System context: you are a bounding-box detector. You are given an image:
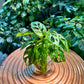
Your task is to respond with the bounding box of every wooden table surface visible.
[0,48,84,84]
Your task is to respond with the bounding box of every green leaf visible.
[31,21,47,37]
[66,7,71,13]
[60,35,69,53]
[73,31,82,39]
[23,45,34,65]
[16,32,34,37]
[65,35,72,47]
[3,0,11,6]
[21,11,27,17]
[72,41,78,47]
[10,20,17,25]
[0,9,4,14]
[29,16,34,22]
[65,40,69,53]
[78,39,84,51]
[80,0,84,6]
[23,0,29,5]
[50,19,53,26]
[43,18,49,24]
[57,23,64,27]
[21,41,34,50]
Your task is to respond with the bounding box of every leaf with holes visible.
[31,21,47,37]
[21,41,34,50]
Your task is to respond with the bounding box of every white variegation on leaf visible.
[31,21,47,37]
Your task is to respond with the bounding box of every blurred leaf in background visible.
[0,0,84,59]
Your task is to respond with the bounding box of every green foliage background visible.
[0,0,84,59]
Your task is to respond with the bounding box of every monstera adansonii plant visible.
[16,21,69,73]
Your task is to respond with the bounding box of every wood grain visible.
[0,48,84,84]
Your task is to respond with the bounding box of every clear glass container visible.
[33,56,53,74]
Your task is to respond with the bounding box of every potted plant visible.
[16,21,69,74]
